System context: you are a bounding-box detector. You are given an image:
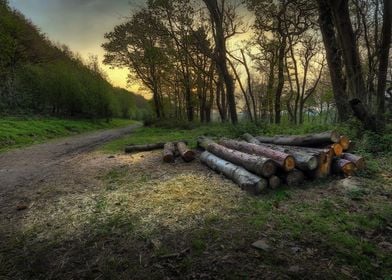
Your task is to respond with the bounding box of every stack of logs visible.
[198,131,365,195]
[125,141,195,163]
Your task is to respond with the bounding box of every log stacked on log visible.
[198,137,276,178]
[199,131,365,196]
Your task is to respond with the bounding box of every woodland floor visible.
[0,126,391,279]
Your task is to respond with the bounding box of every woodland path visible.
[0,124,141,213]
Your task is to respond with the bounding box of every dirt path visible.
[0,124,140,212]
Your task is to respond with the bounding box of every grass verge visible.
[0,117,139,153]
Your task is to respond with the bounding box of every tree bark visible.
[219,139,295,172]
[200,151,268,195]
[266,58,276,123]
[125,143,165,153]
[198,137,276,178]
[278,169,305,187]
[330,0,367,103]
[376,0,392,125]
[275,35,287,124]
[350,99,380,131]
[163,142,176,163]
[325,143,343,157]
[203,0,238,124]
[332,158,356,176]
[177,142,195,162]
[339,135,350,151]
[255,131,341,146]
[125,141,188,154]
[242,133,318,171]
[342,153,365,170]
[268,175,281,189]
[316,0,351,121]
[307,148,333,179]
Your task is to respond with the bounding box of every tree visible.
[376,0,392,122]
[103,9,168,119]
[202,0,238,124]
[316,0,351,121]
[317,0,390,131]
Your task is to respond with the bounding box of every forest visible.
[103,0,391,131]
[0,0,151,120]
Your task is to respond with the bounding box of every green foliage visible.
[0,117,138,152]
[0,2,151,119]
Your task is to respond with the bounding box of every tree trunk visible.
[268,175,281,189]
[218,139,295,172]
[316,0,351,121]
[332,158,356,176]
[307,148,333,179]
[242,133,319,171]
[325,143,343,157]
[125,141,188,154]
[125,143,165,153]
[278,169,305,187]
[376,0,392,125]
[203,0,238,124]
[185,84,194,122]
[255,131,341,146]
[198,138,276,178]
[275,35,287,124]
[350,99,380,131]
[163,142,176,163]
[177,142,195,162]
[266,59,275,123]
[342,153,365,170]
[330,0,367,103]
[339,135,350,151]
[200,151,268,195]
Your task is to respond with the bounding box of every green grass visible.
[1,121,391,279]
[102,121,343,153]
[0,117,138,152]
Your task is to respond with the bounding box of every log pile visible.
[199,131,365,196]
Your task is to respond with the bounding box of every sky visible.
[9,0,145,92]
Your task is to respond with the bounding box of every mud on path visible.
[0,124,140,214]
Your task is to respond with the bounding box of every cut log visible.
[197,136,215,150]
[242,133,262,145]
[125,143,165,153]
[125,140,188,154]
[339,136,350,151]
[332,158,357,176]
[328,143,343,157]
[306,148,333,179]
[342,153,365,170]
[243,134,318,171]
[219,139,295,172]
[268,176,281,189]
[177,142,195,162]
[163,142,176,163]
[256,143,329,178]
[200,151,268,195]
[278,169,305,187]
[255,130,341,146]
[198,137,276,178]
